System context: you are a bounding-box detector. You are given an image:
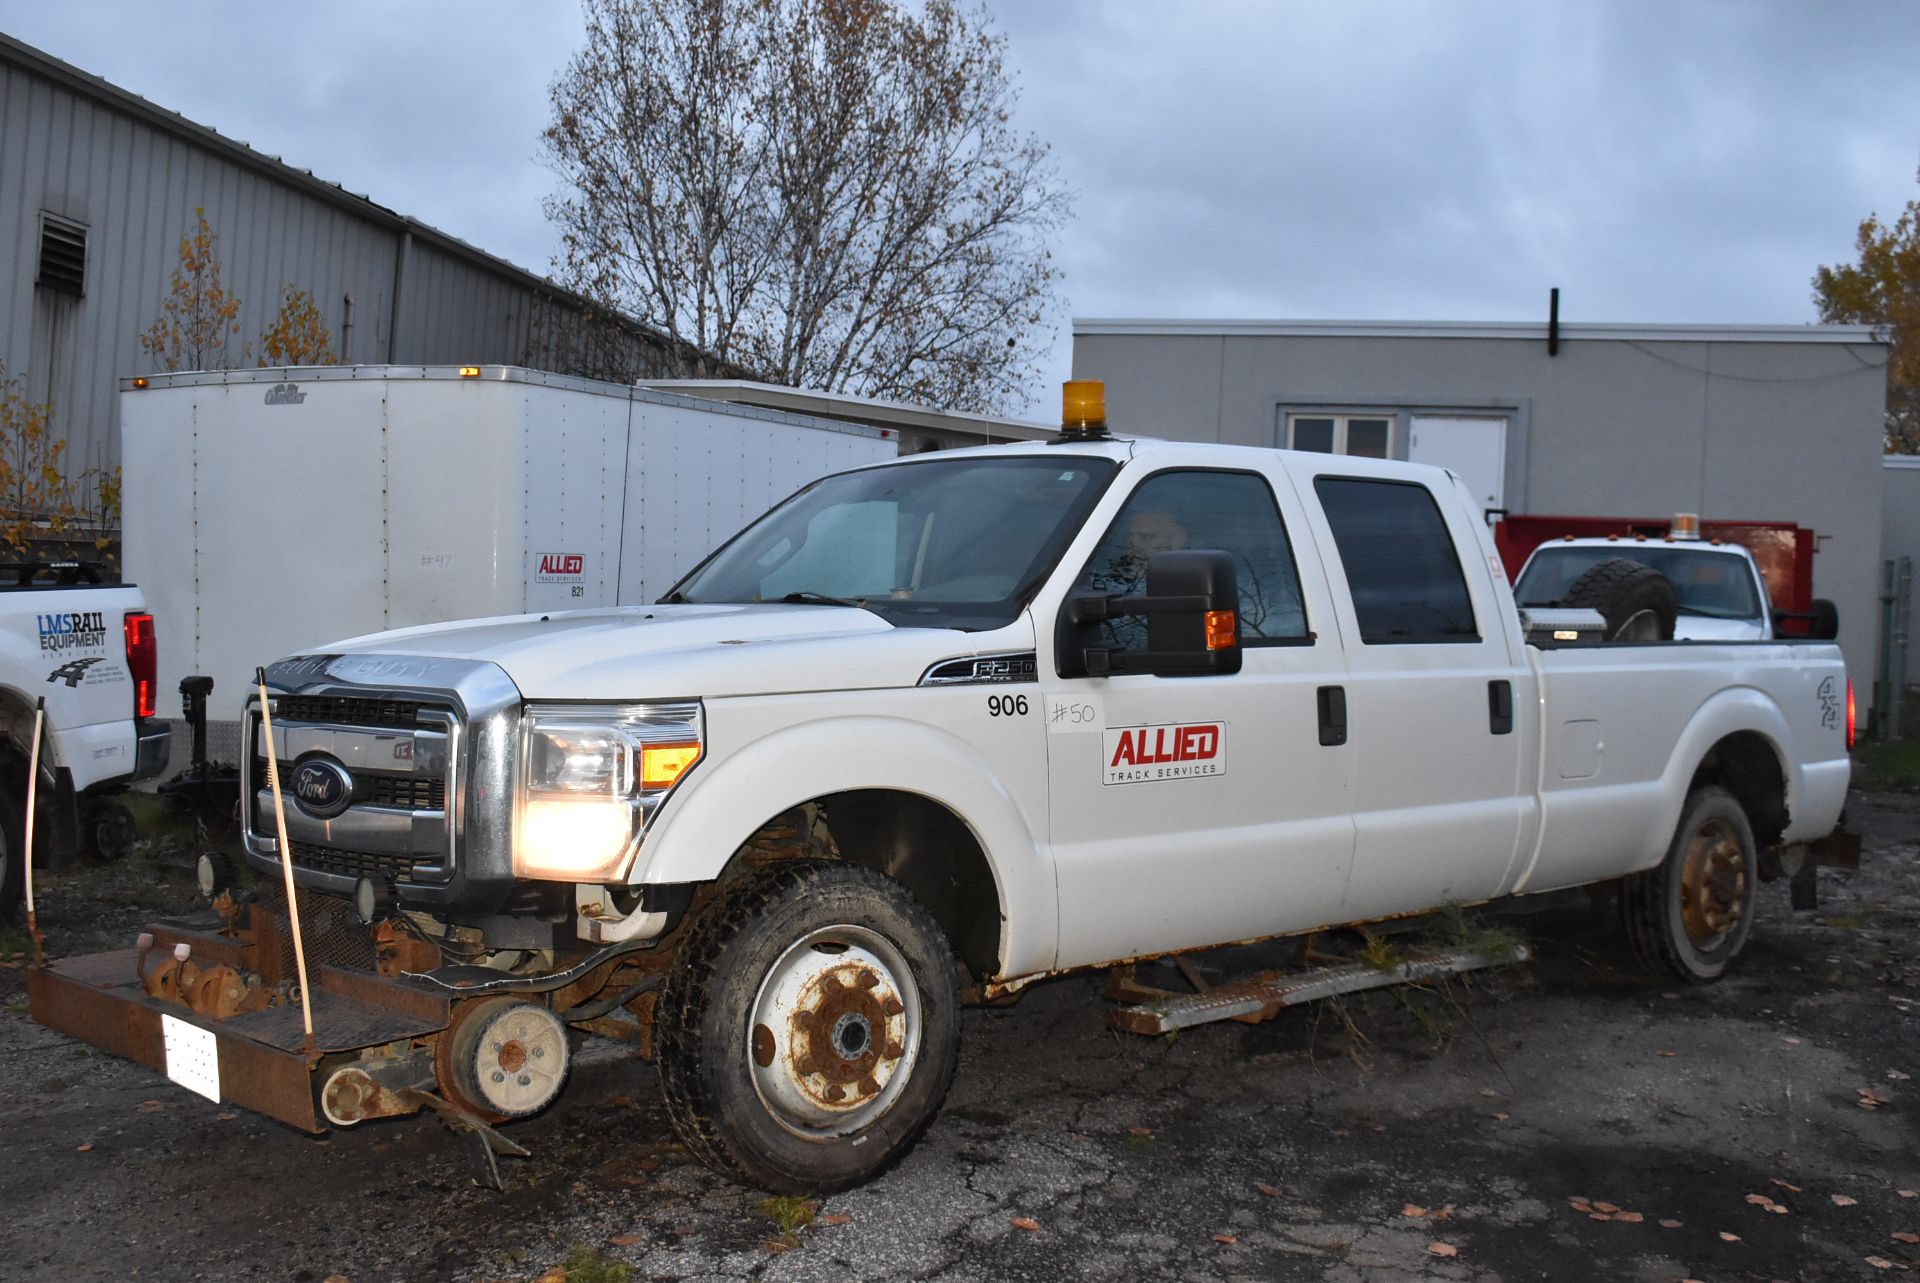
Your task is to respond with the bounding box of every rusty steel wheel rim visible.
[1678,818,1747,951]
[748,925,922,1139]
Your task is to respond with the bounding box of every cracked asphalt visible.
[2,789,1917,1283]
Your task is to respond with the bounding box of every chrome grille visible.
[244,656,522,906]
[246,696,458,887]
[285,840,428,884]
[268,760,446,810]
[273,694,430,729]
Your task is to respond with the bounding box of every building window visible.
[1287,413,1392,459]
[36,213,88,297]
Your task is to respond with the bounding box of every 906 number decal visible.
[986,694,1029,717]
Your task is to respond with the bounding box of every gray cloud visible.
[5,0,1915,409]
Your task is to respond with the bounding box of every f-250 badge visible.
[1102,721,1226,786]
[1816,676,1839,731]
[46,656,105,687]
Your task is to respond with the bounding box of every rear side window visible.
[1313,477,1479,643]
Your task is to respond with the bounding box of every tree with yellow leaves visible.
[1813,186,1919,454]
[0,363,121,563]
[140,207,244,372]
[258,286,339,367]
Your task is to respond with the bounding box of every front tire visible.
[655,861,961,1192]
[1622,786,1757,982]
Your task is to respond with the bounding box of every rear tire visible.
[655,860,961,1193]
[78,797,136,864]
[1622,786,1757,983]
[1564,557,1677,641]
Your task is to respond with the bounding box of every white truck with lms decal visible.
[30,382,1851,1194]
[1,561,169,917]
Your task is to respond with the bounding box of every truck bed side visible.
[1513,641,1849,895]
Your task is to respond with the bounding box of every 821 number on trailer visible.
[986,695,1029,717]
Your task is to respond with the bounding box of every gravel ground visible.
[1,790,1916,1283]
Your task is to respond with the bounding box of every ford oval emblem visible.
[290,755,354,819]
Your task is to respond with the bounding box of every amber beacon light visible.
[1060,380,1110,441]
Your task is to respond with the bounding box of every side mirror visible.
[1803,598,1839,640]
[1775,598,1839,641]
[1057,549,1242,678]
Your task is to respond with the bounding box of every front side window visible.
[1314,477,1479,643]
[1075,470,1310,651]
[667,455,1117,631]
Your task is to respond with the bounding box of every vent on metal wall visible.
[36,214,87,297]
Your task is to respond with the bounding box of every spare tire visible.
[1563,557,1676,641]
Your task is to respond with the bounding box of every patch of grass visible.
[758,1195,817,1235]
[1853,739,1920,793]
[551,1244,634,1283]
[0,926,28,958]
[1356,930,1401,973]
[1818,914,1870,931]
[1432,903,1528,960]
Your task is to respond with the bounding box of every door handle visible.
[1488,679,1514,735]
[1317,685,1347,747]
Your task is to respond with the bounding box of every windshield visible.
[1516,546,1764,620]
[665,454,1119,630]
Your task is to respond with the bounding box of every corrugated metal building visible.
[1,33,684,478]
[1073,318,1890,695]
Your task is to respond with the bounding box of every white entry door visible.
[1408,416,1507,516]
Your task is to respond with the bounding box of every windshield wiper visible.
[777,591,873,611]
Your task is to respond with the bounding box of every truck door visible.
[1041,466,1355,970]
[1291,469,1528,918]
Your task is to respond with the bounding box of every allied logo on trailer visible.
[263,383,306,405]
[37,610,107,654]
[1102,721,1226,786]
[290,756,354,819]
[535,553,585,582]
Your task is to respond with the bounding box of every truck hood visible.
[317,603,1007,699]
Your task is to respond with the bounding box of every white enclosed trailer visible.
[120,366,895,732]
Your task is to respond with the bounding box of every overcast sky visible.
[4,1,1916,413]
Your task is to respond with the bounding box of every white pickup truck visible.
[30,386,1850,1194]
[1,562,169,917]
[1513,532,1794,641]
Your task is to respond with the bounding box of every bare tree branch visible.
[541,0,1068,412]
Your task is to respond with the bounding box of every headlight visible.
[514,702,702,881]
